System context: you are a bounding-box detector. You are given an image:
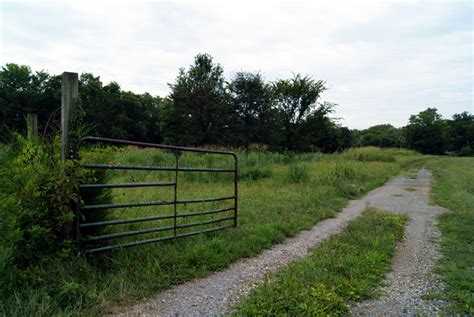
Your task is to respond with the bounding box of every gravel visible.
[113,169,448,316]
[350,169,449,316]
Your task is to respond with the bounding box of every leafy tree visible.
[0,63,60,138]
[79,75,165,142]
[447,112,474,155]
[405,107,448,154]
[272,74,326,150]
[165,53,232,146]
[353,124,403,148]
[140,93,167,143]
[301,102,351,152]
[228,72,275,147]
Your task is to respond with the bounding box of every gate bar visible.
[81,196,235,211]
[79,207,235,228]
[80,182,175,189]
[82,216,234,242]
[81,164,235,173]
[86,225,234,253]
[75,136,238,157]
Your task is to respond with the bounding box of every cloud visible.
[0,0,472,129]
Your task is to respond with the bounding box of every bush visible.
[0,135,90,265]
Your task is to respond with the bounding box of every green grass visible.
[0,147,424,315]
[234,208,407,316]
[427,157,474,314]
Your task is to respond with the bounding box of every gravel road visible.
[114,169,448,316]
[350,169,448,316]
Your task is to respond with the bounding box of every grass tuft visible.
[286,163,310,183]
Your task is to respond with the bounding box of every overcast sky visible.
[1,0,472,129]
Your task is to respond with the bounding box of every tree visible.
[448,112,474,155]
[354,124,403,148]
[228,72,275,147]
[301,102,351,152]
[272,74,326,150]
[0,63,60,138]
[165,53,232,146]
[405,107,448,154]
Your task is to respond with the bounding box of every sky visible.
[1,0,472,129]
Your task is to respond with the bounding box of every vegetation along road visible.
[116,168,448,315]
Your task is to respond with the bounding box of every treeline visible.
[0,54,350,152]
[1,54,472,155]
[353,108,474,155]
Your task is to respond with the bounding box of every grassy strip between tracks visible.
[235,207,407,316]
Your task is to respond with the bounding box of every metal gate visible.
[74,136,238,253]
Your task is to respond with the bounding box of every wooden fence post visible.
[61,72,79,160]
[26,113,38,139]
[61,72,79,241]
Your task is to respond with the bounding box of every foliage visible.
[79,73,166,142]
[428,157,474,314]
[0,135,85,266]
[405,107,449,154]
[352,124,403,148]
[1,60,472,156]
[228,72,276,147]
[163,53,233,146]
[447,112,474,156]
[272,74,326,150]
[0,63,60,139]
[235,208,407,316]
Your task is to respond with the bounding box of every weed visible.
[287,163,309,183]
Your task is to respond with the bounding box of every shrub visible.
[0,135,91,265]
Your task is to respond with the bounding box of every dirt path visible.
[115,169,447,316]
[350,169,448,316]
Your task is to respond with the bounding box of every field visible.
[0,146,427,315]
[427,158,474,313]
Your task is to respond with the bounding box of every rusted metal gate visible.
[74,136,238,253]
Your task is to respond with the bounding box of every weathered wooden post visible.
[61,72,79,160]
[61,72,79,241]
[26,113,38,139]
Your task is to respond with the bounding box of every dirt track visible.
[115,169,447,316]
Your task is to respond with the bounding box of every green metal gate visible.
[74,137,238,253]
